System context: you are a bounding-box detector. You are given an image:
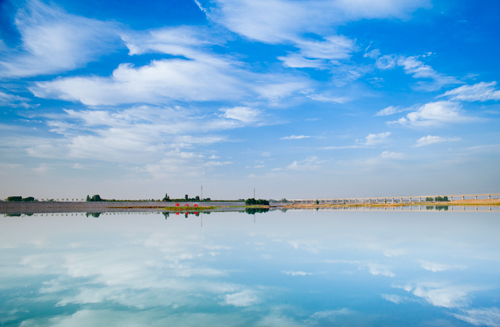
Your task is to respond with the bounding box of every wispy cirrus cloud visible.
[222,290,260,307]
[282,271,312,276]
[278,35,357,69]
[200,0,431,44]
[439,81,500,102]
[280,135,310,140]
[453,307,500,327]
[375,105,415,116]
[23,105,266,178]
[415,135,461,147]
[0,0,122,78]
[287,156,324,171]
[323,132,391,149]
[420,261,465,272]
[382,294,414,304]
[199,0,430,82]
[376,54,461,91]
[0,91,31,108]
[380,151,404,160]
[402,282,484,308]
[221,107,261,124]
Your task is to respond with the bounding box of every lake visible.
[1,209,500,326]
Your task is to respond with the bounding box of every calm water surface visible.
[1,210,500,326]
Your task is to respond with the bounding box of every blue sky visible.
[0,0,499,200]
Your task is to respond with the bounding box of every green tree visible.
[245,198,269,206]
[87,194,103,202]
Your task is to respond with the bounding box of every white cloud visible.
[366,263,395,277]
[32,163,51,173]
[204,161,233,167]
[397,56,461,91]
[324,132,391,149]
[221,107,260,123]
[376,55,397,69]
[30,20,312,107]
[415,135,461,147]
[287,156,323,171]
[282,271,312,276]
[31,59,246,106]
[380,151,404,160]
[278,35,357,69]
[420,261,465,272]
[364,132,391,145]
[389,101,472,126]
[254,81,309,101]
[223,290,260,307]
[381,294,412,304]
[24,105,265,177]
[309,308,353,320]
[306,92,351,103]
[278,54,325,69]
[0,0,121,78]
[404,282,481,308]
[122,25,215,57]
[375,105,414,116]
[453,307,500,327]
[280,135,310,140]
[383,249,407,257]
[364,48,380,59]
[376,54,461,90]
[300,35,356,58]
[440,81,500,102]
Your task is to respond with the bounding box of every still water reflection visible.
[1,210,500,326]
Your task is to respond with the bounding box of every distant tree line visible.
[162,194,211,202]
[245,198,269,205]
[6,196,36,202]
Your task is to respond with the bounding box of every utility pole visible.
[201,185,203,201]
[254,188,256,199]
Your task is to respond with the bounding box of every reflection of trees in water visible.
[425,206,449,211]
[245,208,269,215]
[86,212,101,218]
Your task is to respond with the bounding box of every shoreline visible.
[1,199,499,214]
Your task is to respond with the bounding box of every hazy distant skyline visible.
[1,0,499,200]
